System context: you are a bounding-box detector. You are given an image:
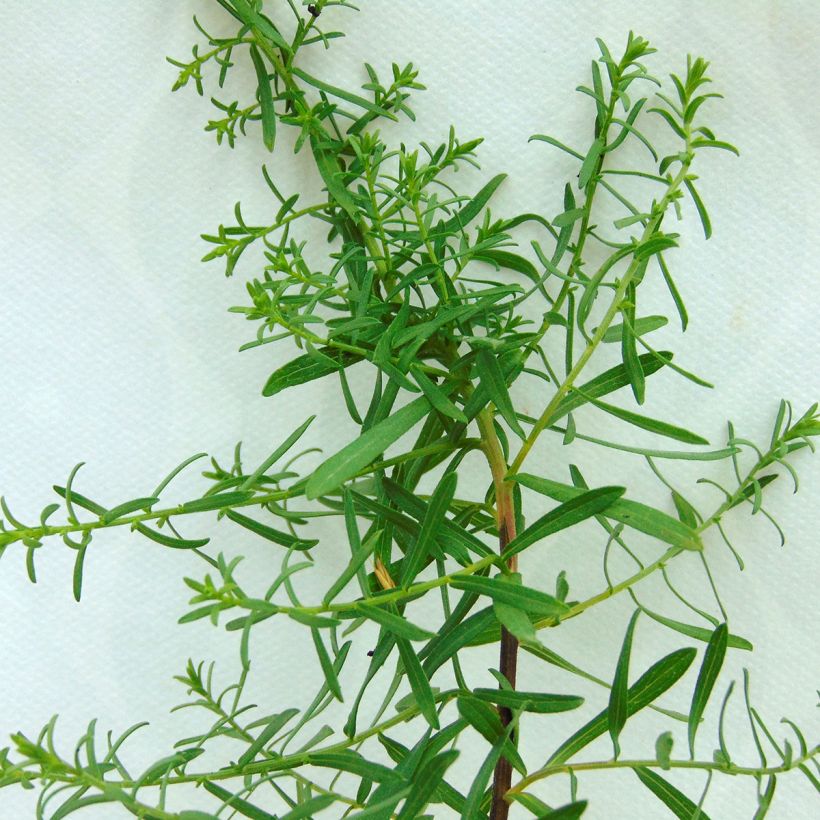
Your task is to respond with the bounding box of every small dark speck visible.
[367,649,374,656]
[307,3,320,17]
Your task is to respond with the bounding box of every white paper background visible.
[1,2,818,817]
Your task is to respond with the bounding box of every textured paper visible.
[1,2,818,816]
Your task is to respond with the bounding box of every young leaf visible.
[688,623,729,757]
[457,695,525,775]
[279,796,337,820]
[305,396,430,498]
[101,497,159,523]
[179,490,254,513]
[601,315,668,343]
[633,767,713,820]
[263,348,361,397]
[537,802,589,820]
[608,609,641,757]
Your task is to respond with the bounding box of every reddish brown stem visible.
[477,409,519,820]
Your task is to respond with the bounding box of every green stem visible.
[511,747,820,795]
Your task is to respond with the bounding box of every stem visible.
[511,748,820,795]
[477,408,519,820]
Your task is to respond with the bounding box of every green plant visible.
[1,2,818,818]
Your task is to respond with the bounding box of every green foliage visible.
[1,5,817,820]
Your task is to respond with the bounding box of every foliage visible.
[1,1,818,818]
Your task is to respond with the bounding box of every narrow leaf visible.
[641,606,751,651]
[248,44,276,151]
[549,647,696,764]
[306,396,429,499]
[608,609,641,757]
[515,475,703,551]
[202,782,277,820]
[688,623,729,757]
[225,509,318,550]
[451,574,569,619]
[135,523,209,550]
[473,688,583,714]
[476,349,526,439]
[356,604,434,641]
[237,709,300,768]
[397,638,439,728]
[506,486,626,558]
[549,351,671,422]
[634,767,713,820]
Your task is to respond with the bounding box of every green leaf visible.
[397,638,439,728]
[553,207,585,228]
[688,623,729,757]
[410,367,467,423]
[537,802,589,820]
[389,174,507,245]
[237,709,300,768]
[306,396,430,499]
[356,603,434,641]
[549,647,696,764]
[514,475,703,551]
[574,390,709,445]
[179,490,254,513]
[240,415,316,491]
[278,796,336,820]
[529,133,584,160]
[633,767,713,820]
[311,133,358,220]
[473,688,583,714]
[225,508,318,550]
[101,497,159,523]
[248,44,276,151]
[401,471,457,587]
[608,609,641,757]
[460,727,510,819]
[493,598,538,644]
[292,66,396,120]
[549,351,672,422]
[601,315,668,343]
[684,177,712,239]
[202,782,278,819]
[641,606,752,651]
[307,750,404,782]
[578,138,604,188]
[263,347,361,397]
[476,349,526,439]
[396,750,459,819]
[137,747,204,785]
[135,523,209,550]
[451,574,569,619]
[72,541,88,603]
[505,486,626,558]
[311,627,343,701]
[457,695,525,775]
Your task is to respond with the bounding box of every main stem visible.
[478,408,518,820]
